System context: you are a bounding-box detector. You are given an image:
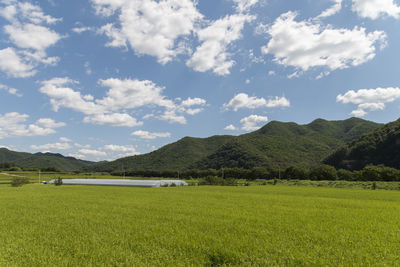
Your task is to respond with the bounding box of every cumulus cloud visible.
[83,113,143,127]
[40,77,206,126]
[240,115,268,131]
[0,83,22,97]
[92,0,203,64]
[0,47,36,78]
[0,0,62,77]
[30,142,71,151]
[337,87,400,117]
[352,0,400,19]
[262,11,387,74]
[187,14,255,75]
[224,93,290,111]
[4,23,61,51]
[0,112,65,139]
[131,130,171,140]
[224,124,237,131]
[39,78,101,114]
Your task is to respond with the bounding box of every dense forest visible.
[325,119,400,170]
[86,117,381,172]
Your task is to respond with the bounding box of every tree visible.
[310,165,338,181]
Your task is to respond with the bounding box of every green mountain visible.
[0,148,94,171]
[87,135,234,172]
[195,118,381,169]
[324,119,400,170]
[89,117,381,171]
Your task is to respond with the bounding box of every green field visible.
[0,184,399,266]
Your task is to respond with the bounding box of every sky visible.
[0,0,400,161]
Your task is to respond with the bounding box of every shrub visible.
[10,176,29,187]
[54,177,63,186]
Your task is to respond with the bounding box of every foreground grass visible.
[0,185,399,266]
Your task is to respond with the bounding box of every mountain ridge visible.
[88,117,381,171]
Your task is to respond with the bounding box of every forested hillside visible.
[0,148,94,171]
[324,119,400,170]
[88,117,381,171]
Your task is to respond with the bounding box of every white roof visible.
[48,179,188,187]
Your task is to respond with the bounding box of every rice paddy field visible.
[0,183,400,266]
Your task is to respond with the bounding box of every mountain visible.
[87,135,234,172]
[195,118,381,169]
[0,148,94,171]
[324,119,400,170]
[89,117,381,172]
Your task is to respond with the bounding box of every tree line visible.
[111,164,400,182]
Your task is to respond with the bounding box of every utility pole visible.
[38,169,41,184]
[278,166,281,180]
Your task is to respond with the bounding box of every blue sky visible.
[1,0,400,161]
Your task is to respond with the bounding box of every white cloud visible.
[224,124,237,131]
[352,0,400,19]
[59,137,72,142]
[233,0,259,13]
[0,47,35,78]
[96,78,175,111]
[0,112,64,139]
[187,14,255,75]
[92,0,203,64]
[316,0,343,19]
[240,115,268,131]
[36,118,66,129]
[158,110,187,124]
[181,97,206,107]
[104,144,139,155]
[4,23,61,51]
[185,108,203,115]
[224,93,290,111]
[39,78,102,114]
[30,142,71,151]
[0,1,60,24]
[262,11,387,74]
[0,83,22,97]
[0,1,62,77]
[337,87,400,117]
[78,149,107,157]
[40,77,205,126]
[266,96,291,108]
[72,26,93,34]
[83,113,143,127]
[131,130,171,140]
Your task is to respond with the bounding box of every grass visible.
[0,184,399,266]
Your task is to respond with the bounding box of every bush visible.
[10,176,29,187]
[310,165,338,181]
[199,176,238,186]
[54,177,63,186]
